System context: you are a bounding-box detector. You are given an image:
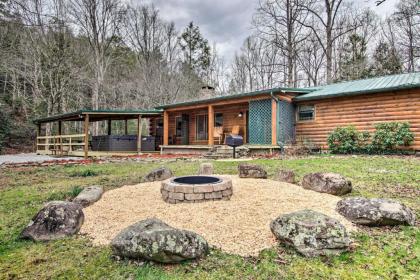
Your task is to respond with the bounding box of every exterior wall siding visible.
[295,89,420,150]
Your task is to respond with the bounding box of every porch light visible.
[238,112,243,118]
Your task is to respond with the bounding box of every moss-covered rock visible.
[337,197,416,226]
[238,163,267,178]
[111,218,209,263]
[270,209,351,257]
[301,173,352,195]
[142,167,173,182]
[20,201,84,241]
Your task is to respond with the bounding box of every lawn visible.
[0,156,419,279]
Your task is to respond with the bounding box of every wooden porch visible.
[160,96,279,148]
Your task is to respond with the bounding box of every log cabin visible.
[34,72,420,158]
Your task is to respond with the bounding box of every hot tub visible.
[91,135,155,151]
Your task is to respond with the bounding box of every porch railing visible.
[36,134,87,155]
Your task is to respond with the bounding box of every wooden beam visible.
[244,110,247,144]
[36,123,41,153]
[165,95,271,112]
[84,114,89,159]
[164,92,299,112]
[163,111,169,145]
[137,115,142,155]
[124,119,128,135]
[271,99,277,145]
[58,121,62,135]
[107,119,112,135]
[208,105,214,145]
[58,121,63,155]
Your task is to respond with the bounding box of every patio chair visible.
[214,126,223,144]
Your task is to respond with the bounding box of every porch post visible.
[271,99,277,145]
[58,121,62,155]
[208,105,214,145]
[137,115,142,155]
[124,119,128,135]
[36,123,41,153]
[163,110,169,145]
[107,119,112,135]
[84,114,89,159]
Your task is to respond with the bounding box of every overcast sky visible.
[140,0,399,63]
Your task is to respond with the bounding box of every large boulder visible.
[142,167,173,182]
[20,201,84,241]
[274,169,296,184]
[198,163,214,175]
[73,186,103,207]
[270,209,351,257]
[337,197,416,226]
[111,218,209,263]
[238,163,267,179]
[301,173,352,195]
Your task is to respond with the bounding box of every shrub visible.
[327,126,370,154]
[370,122,414,152]
[70,169,99,177]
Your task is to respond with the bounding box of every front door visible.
[181,114,189,145]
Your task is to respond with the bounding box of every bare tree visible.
[298,0,362,83]
[297,32,325,86]
[254,0,310,87]
[68,0,124,132]
[391,0,419,72]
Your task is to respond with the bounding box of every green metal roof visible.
[156,87,312,109]
[295,72,420,101]
[33,109,163,124]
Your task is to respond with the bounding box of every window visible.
[215,113,223,127]
[298,105,315,121]
[175,116,182,137]
[196,115,208,140]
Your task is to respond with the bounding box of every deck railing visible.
[36,134,87,155]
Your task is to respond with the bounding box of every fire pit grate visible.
[172,176,221,185]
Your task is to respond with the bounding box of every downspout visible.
[270,92,284,150]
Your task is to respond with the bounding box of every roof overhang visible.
[156,87,312,110]
[33,109,163,124]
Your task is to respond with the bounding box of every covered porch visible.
[34,109,163,158]
[159,96,284,155]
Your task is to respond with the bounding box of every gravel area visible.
[80,175,355,256]
[0,153,82,165]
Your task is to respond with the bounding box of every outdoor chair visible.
[214,126,223,144]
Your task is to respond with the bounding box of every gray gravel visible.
[0,153,83,165]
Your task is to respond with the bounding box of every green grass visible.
[0,156,419,279]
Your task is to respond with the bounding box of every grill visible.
[225,135,243,158]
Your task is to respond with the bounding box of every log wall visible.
[295,89,420,150]
[167,103,248,145]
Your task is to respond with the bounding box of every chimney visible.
[199,85,215,100]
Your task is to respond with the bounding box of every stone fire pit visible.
[161,175,233,204]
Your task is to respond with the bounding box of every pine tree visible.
[180,22,211,78]
[338,33,371,81]
[371,41,402,76]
